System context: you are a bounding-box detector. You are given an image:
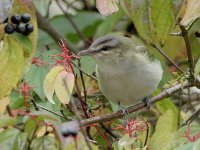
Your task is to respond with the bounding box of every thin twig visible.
[6,105,14,117]
[80,81,192,126]
[151,44,184,73]
[170,18,199,36]
[70,97,93,150]
[30,100,40,111]
[179,25,194,76]
[182,108,200,126]
[71,61,97,80]
[56,0,90,44]
[36,11,63,42]
[36,104,67,118]
[78,59,87,102]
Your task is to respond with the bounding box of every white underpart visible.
[96,53,163,106]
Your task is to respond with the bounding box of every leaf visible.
[194,139,200,150]
[0,0,38,99]
[0,128,20,150]
[121,0,151,43]
[54,71,75,104]
[95,9,124,37]
[44,65,64,104]
[0,116,17,128]
[194,58,200,78]
[173,125,200,148]
[30,136,60,150]
[96,0,119,16]
[150,0,175,45]
[156,96,179,127]
[0,96,10,114]
[50,11,103,43]
[24,48,60,100]
[0,36,24,99]
[180,0,200,26]
[14,34,33,54]
[121,0,176,45]
[73,56,96,75]
[14,132,29,150]
[24,118,37,140]
[150,110,177,150]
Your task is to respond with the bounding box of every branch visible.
[151,44,184,73]
[36,11,63,42]
[179,25,194,75]
[80,81,192,126]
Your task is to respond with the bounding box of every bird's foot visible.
[142,97,151,109]
[118,101,129,119]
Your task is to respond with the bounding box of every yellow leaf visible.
[0,0,38,99]
[180,0,200,26]
[44,66,64,104]
[55,71,75,104]
[0,36,24,99]
[0,97,10,115]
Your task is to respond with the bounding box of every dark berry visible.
[23,24,34,35]
[195,32,200,38]
[21,13,31,23]
[16,23,26,33]
[62,130,78,137]
[3,17,8,23]
[5,24,15,34]
[11,14,21,24]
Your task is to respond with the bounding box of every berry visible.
[5,24,15,34]
[3,17,8,23]
[11,14,21,24]
[16,23,26,33]
[23,24,34,35]
[21,13,31,23]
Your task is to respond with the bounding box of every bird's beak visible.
[77,48,92,56]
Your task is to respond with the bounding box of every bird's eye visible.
[101,46,109,51]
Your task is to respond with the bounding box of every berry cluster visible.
[4,13,34,36]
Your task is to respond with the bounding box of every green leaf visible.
[73,56,96,75]
[50,11,103,43]
[24,48,60,100]
[95,9,124,37]
[121,0,177,45]
[0,128,20,150]
[30,136,60,150]
[14,132,29,150]
[150,0,175,45]
[24,118,37,140]
[14,34,33,54]
[150,110,177,150]
[173,125,200,149]
[194,58,200,78]
[0,116,17,128]
[194,139,200,150]
[156,97,179,128]
[121,0,151,43]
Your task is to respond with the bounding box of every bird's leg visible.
[142,97,151,109]
[118,101,129,118]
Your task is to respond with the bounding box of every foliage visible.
[0,0,200,149]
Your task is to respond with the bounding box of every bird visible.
[78,35,163,107]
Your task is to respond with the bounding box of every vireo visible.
[78,35,163,107]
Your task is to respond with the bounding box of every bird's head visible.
[78,35,137,60]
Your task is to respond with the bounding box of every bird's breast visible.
[96,54,163,106]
